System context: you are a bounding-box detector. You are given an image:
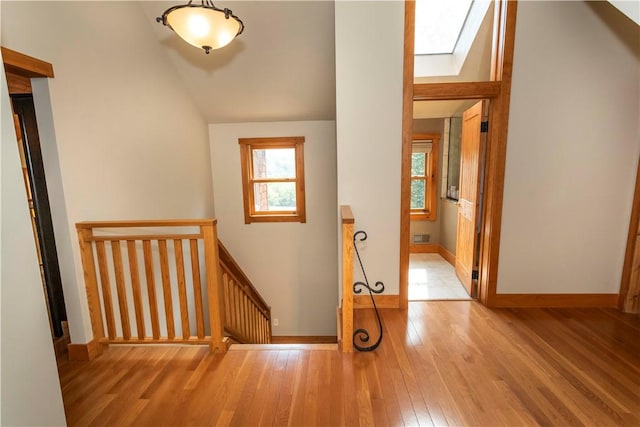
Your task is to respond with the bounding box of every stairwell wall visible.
[1,1,214,344]
[209,121,338,336]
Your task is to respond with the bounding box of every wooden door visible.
[455,101,485,296]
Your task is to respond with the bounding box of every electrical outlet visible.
[273,318,279,327]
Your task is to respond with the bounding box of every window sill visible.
[410,212,436,221]
[244,213,306,224]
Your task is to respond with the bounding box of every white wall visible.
[1,57,67,427]
[1,1,214,343]
[335,1,404,295]
[498,1,640,294]
[210,121,337,336]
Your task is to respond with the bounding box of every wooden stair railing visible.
[340,205,355,352]
[218,241,271,344]
[76,219,271,354]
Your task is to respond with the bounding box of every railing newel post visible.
[76,226,106,352]
[341,206,355,352]
[202,220,226,353]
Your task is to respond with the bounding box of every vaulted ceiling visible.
[138,1,337,124]
[137,1,637,123]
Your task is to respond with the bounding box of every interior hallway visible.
[409,253,471,300]
[57,302,640,426]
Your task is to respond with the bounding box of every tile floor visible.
[409,253,471,300]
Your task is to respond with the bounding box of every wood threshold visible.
[271,336,337,344]
[413,81,501,101]
[493,293,619,308]
[229,343,338,351]
[1,46,54,78]
[354,294,399,309]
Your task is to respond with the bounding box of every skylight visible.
[414,0,473,55]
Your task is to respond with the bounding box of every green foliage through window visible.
[411,179,425,209]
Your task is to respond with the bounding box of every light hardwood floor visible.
[58,302,640,426]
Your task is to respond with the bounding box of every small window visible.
[239,136,306,224]
[410,134,439,221]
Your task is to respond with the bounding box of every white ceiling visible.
[134,1,635,124]
[138,1,337,124]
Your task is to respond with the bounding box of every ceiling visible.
[101,1,635,125]
[138,1,337,124]
[135,0,515,124]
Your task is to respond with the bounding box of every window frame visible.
[238,136,306,224]
[410,133,439,221]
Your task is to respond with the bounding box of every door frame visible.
[2,48,68,335]
[399,0,518,309]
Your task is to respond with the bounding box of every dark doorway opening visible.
[11,94,67,338]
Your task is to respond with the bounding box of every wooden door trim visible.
[400,0,518,309]
[413,82,501,101]
[399,0,416,309]
[619,158,640,313]
[1,47,54,78]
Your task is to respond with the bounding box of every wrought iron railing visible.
[352,230,384,351]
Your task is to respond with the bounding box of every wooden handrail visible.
[76,219,216,228]
[76,219,273,354]
[218,241,270,314]
[341,205,355,352]
[217,241,272,344]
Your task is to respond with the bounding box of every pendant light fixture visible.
[157,0,244,54]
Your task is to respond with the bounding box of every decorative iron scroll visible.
[352,230,384,352]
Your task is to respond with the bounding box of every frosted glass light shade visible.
[158,2,244,54]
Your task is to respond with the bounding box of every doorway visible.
[4,50,69,349]
[10,94,68,339]
[407,100,488,301]
[399,0,517,308]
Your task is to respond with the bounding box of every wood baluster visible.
[233,284,240,340]
[174,239,190,340]
[251,305,258,342]
[158,240,175,340]
[95,241,116,340]
[111,240,131,340]
[127,240,146,339]
[243,294,249,342]
[143,240,160,340]
[189,239,205,339]
[223,274,231,327]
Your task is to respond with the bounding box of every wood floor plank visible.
[57,303,640,427]
[256,350,290,426]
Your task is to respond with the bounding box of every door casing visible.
[399,0,519,309]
